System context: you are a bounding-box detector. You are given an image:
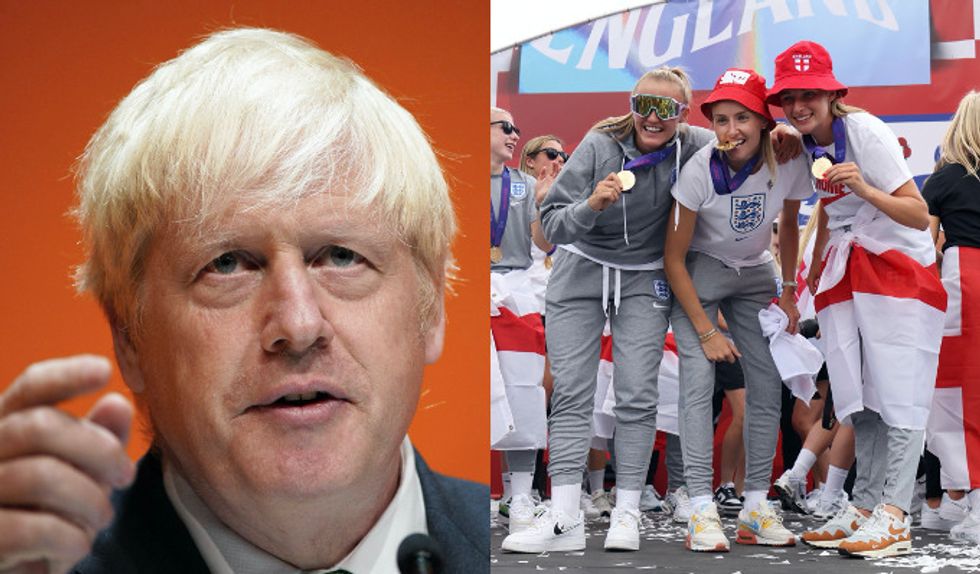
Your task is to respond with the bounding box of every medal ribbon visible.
[803,116,846,164]
[491,169,511,248]
[623,140,677,171]
[709,149,761,195]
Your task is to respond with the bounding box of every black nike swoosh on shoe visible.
[554,523,566,535]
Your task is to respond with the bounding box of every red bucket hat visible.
[701,68,775,130]
[765,40,848,105]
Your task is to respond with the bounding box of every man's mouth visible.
[271,391,337,407]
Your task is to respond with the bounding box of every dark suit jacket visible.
[73,450,488,573]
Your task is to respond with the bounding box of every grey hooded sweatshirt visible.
[541,124,713,267]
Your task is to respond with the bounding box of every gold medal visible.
[616,170,636,191]
[811,157,832,180]
[544,255,553,269]
[490,246,503,263]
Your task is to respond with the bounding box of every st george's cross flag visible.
[813,221,946,430]
[594,331,680,438]
[927,246,980,489]
[490,271,547,450]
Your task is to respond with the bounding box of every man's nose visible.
[260,259,331,356]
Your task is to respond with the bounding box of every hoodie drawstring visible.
[601,265,623,317]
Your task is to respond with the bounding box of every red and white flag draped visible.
[593,331,680,439]
[927,246,980,489]
[491,271,547,450]
[813,214,946,430]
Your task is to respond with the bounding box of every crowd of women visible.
[490,39,980,560]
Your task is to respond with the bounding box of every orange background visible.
[0,2,489,483]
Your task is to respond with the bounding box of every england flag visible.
[813,218,946,430]
[490,271,548,450]
[927,246,980,489]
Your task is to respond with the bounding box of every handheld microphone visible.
[397,532,443,574]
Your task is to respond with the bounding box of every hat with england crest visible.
[766,40,848,105]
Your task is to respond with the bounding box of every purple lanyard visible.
[623,141,676,172]
[709,149,761,195]
[491,169,511,248]
[803,116,846,164]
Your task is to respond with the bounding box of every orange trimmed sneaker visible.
[685,502,730,552]
[802,504,867,548]
[736,501,796,546]
[837,504,912,558]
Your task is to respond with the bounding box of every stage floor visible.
[490,501,980,573]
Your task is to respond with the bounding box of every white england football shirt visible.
[673,146,813,268]
[811,112,911,229]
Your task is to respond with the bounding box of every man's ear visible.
[423,300,446,365]
[110,323,145,393]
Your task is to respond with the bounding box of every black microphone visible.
[397,532,443,574]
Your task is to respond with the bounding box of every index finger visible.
[0,356,112,416]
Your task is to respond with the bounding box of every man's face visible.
[490,110,519,164]
[123,191,443,513]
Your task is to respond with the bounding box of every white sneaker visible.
[666,486,693,524]
[838,504,911,558]
[591,490,613,519]
[507,493,538,534]
[501,508,586,553]
[950,509,980,544]
[686,502,730,552]
[939,492,971,523]
[805,484,824,513]
[801,504,868,548]
[736,501,796,546]
[811,489,849,520]
[604,508,641,551]
[920,502,959,531]
[773,469,808,514]
[639,485,664,512]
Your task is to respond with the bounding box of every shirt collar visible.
[163,436,427,573]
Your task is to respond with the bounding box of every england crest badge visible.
[511,182,528,200]
[730,194,766,233]
[653,279,671,301]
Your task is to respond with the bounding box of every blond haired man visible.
[0,28,486,573]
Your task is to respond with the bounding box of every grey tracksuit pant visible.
[850,409,924,513]
[671,252,783,498]
[546,250,670,490]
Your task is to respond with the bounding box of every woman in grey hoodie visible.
[501,67,714,555]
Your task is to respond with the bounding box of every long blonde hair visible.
[591,67,693,141]
[938,91,980,179]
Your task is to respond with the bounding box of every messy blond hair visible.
[74,28,455,335]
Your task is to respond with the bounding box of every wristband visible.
[698,328,718,343]
[781,280,798,288]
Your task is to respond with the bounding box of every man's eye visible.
[321,246,364,268]
[205,252,241,275]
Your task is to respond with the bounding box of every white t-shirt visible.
[811,112,912,230]
[673,146,813,268]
